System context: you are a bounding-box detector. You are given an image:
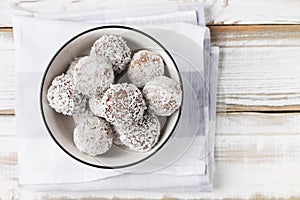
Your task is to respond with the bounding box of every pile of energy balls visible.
[47,35,182,156]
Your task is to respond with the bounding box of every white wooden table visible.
[0,0,300,199]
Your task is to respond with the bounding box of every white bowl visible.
[40,26,182,169]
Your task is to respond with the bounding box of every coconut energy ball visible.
[73,117,113,156]
[73,56,114,97]
[128,50,164,87]
[101,83,146,127]
[47,73,87,115]
[90,35,131,75]
[143,76,182,116]
[119,112,161,152]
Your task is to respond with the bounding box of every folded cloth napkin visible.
[14,2,218,192]
[34,2,205,26]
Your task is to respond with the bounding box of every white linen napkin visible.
[34,2,205,25]
[14,2,218,192]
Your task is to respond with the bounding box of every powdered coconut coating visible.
[66,57,82,77]
[47,74,87,115]
[128,50,164,87]
[73,55,114,97]
[143,76,182,116]
[88,93,105,118]
[119,112,161,152]
[90,35,131,75]
[101,83,146,127]
[112,126,125,146]
[73,117,113,156]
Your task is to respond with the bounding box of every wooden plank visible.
[210,25,300,47]
[217,46,300,112]
[216,112,300,164]
[0,49,15,112]
[211,25,300,112]
[1,26,300,113]
[0,115,15,136]
[218,112,300,136]
[0,110,14,115]
[216,113,300,164]
[211,0,300,25]
[0,137,18,200]
[0,0,300,27]
[210,163,300,199]
[215,134,300,164]
[0,29,15,113]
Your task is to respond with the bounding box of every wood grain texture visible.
[210,25,300,112]
[0,137,18,200]
[0,30,15,113]
[0,26,299,113]
[217,46,300,112]
[215,134,300,164]
[212,0,300,25]
[215,113,300,164]
[218,112,300,136]
[210,25,300,47]
[0,0,300,27]
[0,115,15,136]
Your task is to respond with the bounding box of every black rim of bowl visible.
[40,25,183,169]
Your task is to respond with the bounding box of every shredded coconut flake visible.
[101,83,146,127]
[128,50,164,87]
[119,112,161,152]
[73,55,114,97]
[47,73,87,115]
[143,76,182,116]
[90,35,131,75]
[73,117,113,156]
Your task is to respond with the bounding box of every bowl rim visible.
[40,25,183,169]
